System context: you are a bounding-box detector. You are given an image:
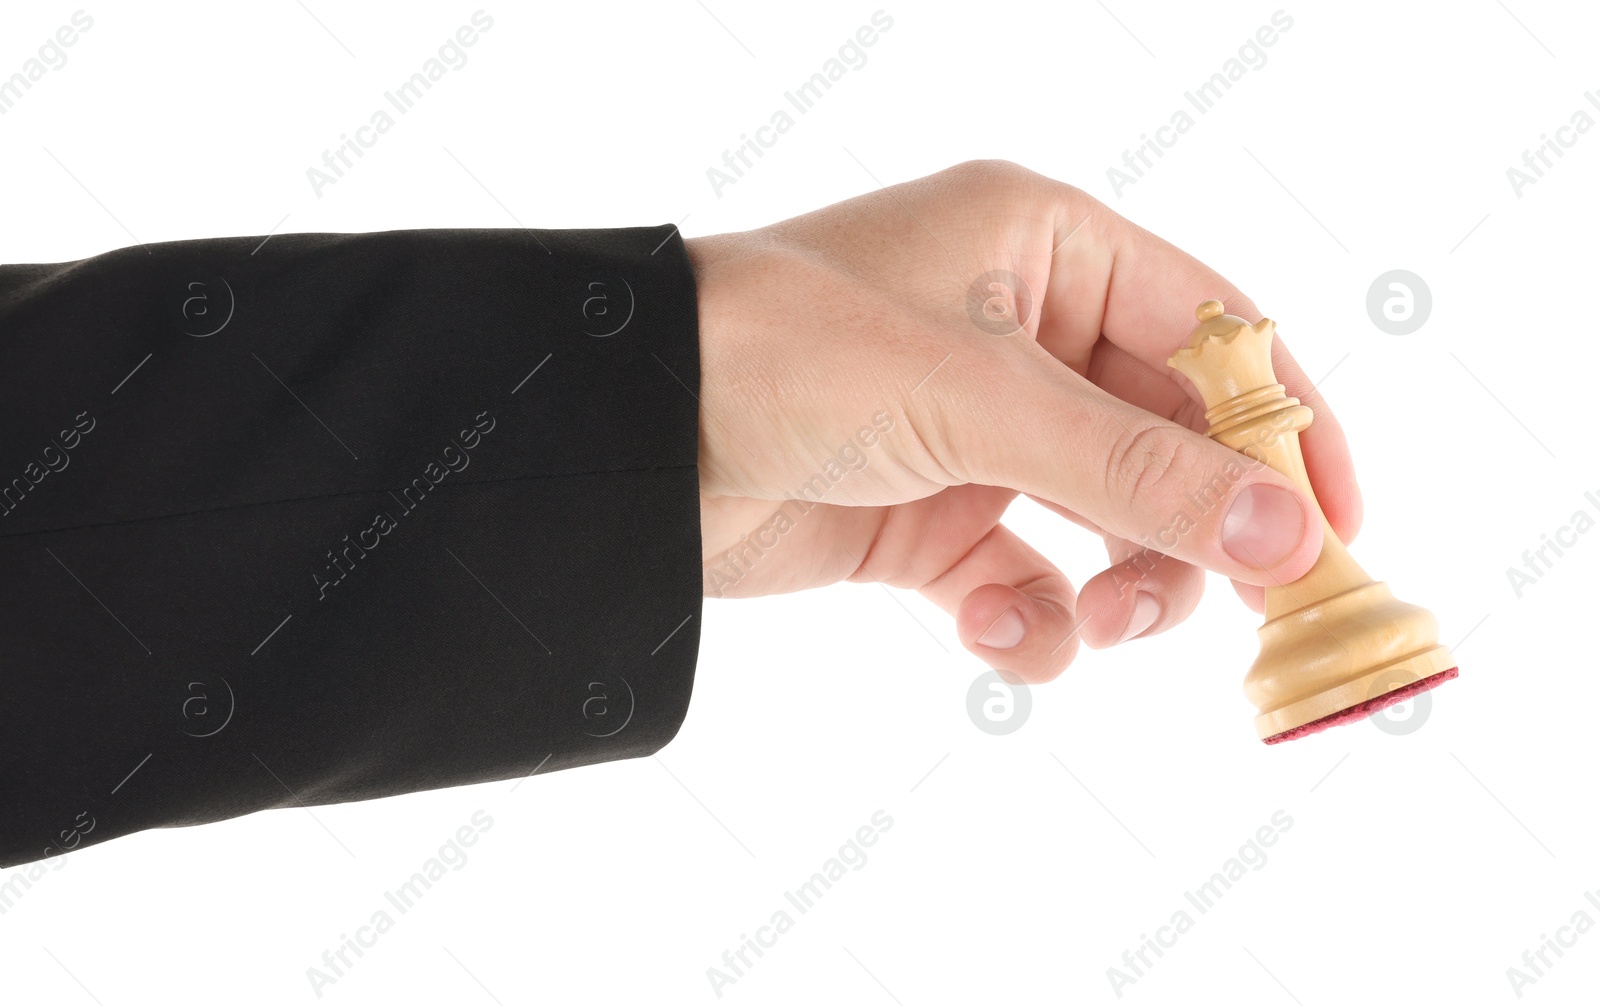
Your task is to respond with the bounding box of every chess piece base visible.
[1256,644,1457,742]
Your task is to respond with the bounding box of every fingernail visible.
[1118,593,1160,644]
[977,608,1026,649]
[1221,484,1306,568]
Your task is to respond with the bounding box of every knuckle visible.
[1103,422,1194,513]
[937,162,1114,242]
[1045,175,1096,212]
[941,158,1040,195]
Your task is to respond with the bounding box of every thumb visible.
[920,343,1323,587]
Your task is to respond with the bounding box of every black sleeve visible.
[0,226,703,868]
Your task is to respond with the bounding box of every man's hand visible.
[688,161,1361,682]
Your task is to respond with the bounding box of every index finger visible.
[1039,197,1363,544]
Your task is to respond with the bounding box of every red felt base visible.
[1262,667,1459,745]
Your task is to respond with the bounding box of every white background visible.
[2,1,1597,1003]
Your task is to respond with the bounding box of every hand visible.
[687,161,1361,682]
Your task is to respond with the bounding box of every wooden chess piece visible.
[1168,300,1458,743]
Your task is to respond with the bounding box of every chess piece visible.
[1168,300,1458,743]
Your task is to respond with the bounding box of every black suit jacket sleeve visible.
[0,226,702,869]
